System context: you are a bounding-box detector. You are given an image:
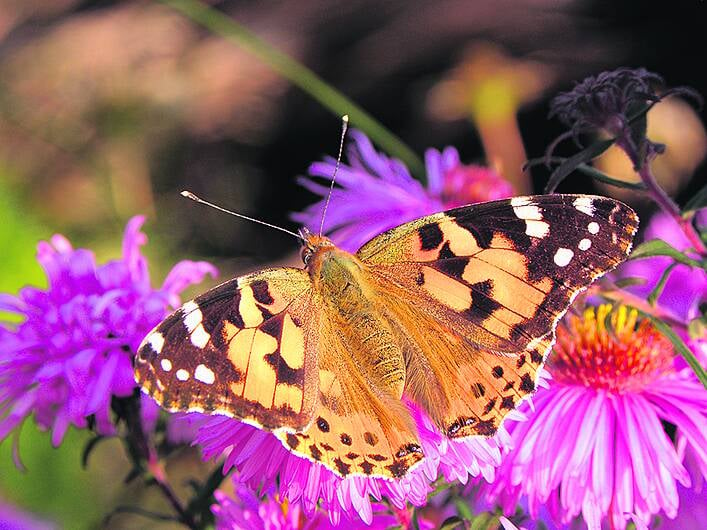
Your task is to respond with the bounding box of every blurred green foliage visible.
[0,170,106,528]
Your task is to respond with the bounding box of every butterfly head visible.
[298,227,335,267]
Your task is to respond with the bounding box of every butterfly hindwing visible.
[275,307,423,478]
[135,268,319,431]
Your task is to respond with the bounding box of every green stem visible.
[159,0,425,180]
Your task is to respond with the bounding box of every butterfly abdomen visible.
[311,249,406,397]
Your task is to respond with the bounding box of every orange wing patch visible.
[378,277,554,438]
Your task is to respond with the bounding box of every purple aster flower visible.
[293,130,514,252]
[616,209,707,323]
[0,217,216,446]
[211,479,435,529]
[615,208,707,372]
[655,483,707,529]
[483,304,707,530]
[196,399,517,525]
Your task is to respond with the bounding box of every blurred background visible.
[1,0,705,527]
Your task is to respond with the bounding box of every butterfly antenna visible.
[181,191,304,242]
[318,114,349,236]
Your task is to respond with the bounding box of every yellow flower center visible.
[550,305,674,392]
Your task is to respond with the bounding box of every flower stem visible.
[158,0,426,181]
[637,162,706,255]
[147,456,197,529]
[123,396,197,529]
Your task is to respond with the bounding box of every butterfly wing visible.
[135,268,319,431]
[357,194,638,436]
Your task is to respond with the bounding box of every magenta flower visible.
[197,399,517,525]
[655,484,707,530]
[616,210,707,324]
[292,130,514,251]
[0,217,216,446]
[484,305,707,530]
[211,479,434,530]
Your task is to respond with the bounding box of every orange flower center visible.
[550,305,674,392]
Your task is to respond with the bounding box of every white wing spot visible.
[511,197,543,220]
[553,248,574,267]
[182,301,202,330]
[190,327,211,349]
[148,333,165,354]
[587,222,600,234]
[160,358,173,372]
[573,197,595,216]
[182,300,211,348]
[511,196,531,207]
[578,238,592,251]
[176,369,190,381]
[195,364,216,385]
[525,219,550,238]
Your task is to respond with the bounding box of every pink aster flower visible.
[0,217,216,446]
[484,304,707,530]
[196,400,515,525]
[292,130,514,251]
[211,479,435,530]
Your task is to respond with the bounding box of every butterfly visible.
[135,194,637,479]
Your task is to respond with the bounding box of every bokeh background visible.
[1,1,706,528]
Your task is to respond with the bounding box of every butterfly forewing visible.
[135,268,319,431]
[358,194,637,350]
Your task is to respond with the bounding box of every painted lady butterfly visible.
[135,194,637,478]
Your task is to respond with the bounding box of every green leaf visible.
[544,138,615,193]
[526,157,646,190]
[682,183,707,214]
[454,497,474,521]
[440,516,466,530]
[574,164,646,190]
[185,465,227,519]
[647,263,678,306]
[613,276,647,289]
[469,513,492,530]
[639,311,707,389]
[629,240,703,269]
